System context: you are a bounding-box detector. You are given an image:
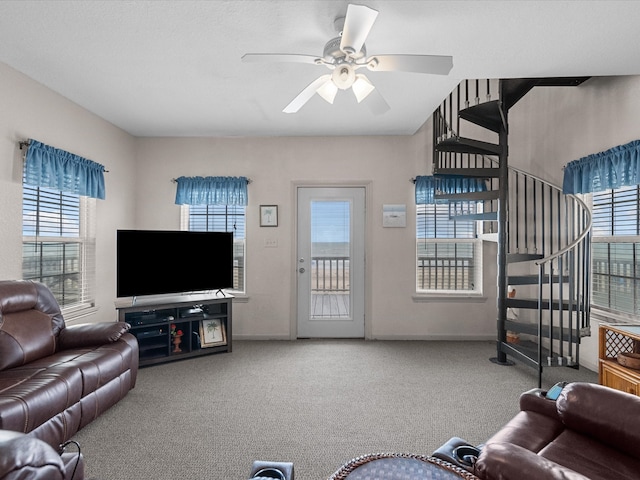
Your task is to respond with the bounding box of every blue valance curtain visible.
[24,139,106,199]
[562,140,640,194]
[415,175,487,204]
[174,176,249,205]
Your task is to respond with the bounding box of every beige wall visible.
[5,58,637,366]
[508,75,640,370]
[509,76,640,184]
[134,127,498,340]
[0,59,499,340]
[0,62,137,322]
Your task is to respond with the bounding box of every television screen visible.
[116,230,233,298]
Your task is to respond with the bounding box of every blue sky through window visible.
[311,201,350,243]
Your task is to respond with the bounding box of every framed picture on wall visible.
[199,318,226,347]
[260,205,278,227]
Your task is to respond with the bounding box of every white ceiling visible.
[1,1,639,138]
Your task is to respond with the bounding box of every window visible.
[416,201,481,293]
[183,204,246,293]
[22,183,96,315]
[591,185,640,316]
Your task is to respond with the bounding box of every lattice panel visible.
[604,330,637,358]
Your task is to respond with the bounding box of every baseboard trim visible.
[234,334,292,341]
[234,334,497,341]
[232,335,597,372]
[371,334,496,341]
[579,358,598,372]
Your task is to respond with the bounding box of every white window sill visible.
[590,306,640,325]
[412,294,488,303]
[231,294,249,303]
[62,305,98,325]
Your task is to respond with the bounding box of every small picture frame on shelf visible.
[199,318,226,348]
[260,205,278,227]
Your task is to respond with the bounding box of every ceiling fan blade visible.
[367,54,453,75]
[365,88,390,116]
[242,53,320,65]
[340,4,378,56]
[283,75,333,113]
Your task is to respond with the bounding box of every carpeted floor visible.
[72,340,597,480]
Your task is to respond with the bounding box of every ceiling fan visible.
[242,3,453,114]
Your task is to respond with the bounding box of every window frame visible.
[181,204,246,294]
[22,183,96,318]
[415,201,483,295]
[590,185,640,320]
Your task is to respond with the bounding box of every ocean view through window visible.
[310,201,351,318]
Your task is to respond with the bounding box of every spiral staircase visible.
[432,78,592,386]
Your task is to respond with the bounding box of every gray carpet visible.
[72,340,597,479]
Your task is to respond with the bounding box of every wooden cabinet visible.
[599,324,640,396]
[116,294,232,367]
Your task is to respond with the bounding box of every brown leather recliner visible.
[0,280,138,449]
[475,382,640,480]
[0,429,84,480]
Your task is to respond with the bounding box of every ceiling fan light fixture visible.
[243,3,453,114]
[317,80,338,104]
[352,74,375,103]
[332,64,356,90]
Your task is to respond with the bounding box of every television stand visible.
[115,293,232,367]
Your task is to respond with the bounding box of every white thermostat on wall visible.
[383,204,406,228]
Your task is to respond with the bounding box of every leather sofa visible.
[0,280,138,450]
[0,429,84,480]
[256,382,640,479]
[436,382,640,480]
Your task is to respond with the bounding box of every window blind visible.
[416,202,480,292]
[592,185,640,236]
[22,183,96,311]
[185,204,246,292]
[591,186,640,316]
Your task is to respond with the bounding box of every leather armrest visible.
[557,382,640,458]
[475,442,589,480]
[432,436,479,472]
[519,388,561,420]
[0,430,66,480]
[57,322,131,350]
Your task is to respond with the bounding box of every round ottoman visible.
[328,453,479,480]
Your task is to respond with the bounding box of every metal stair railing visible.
[432,79,592,385]
[502,161,592,381]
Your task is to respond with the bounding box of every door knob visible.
[299,267,305,273]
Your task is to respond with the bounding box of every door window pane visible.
[310,201,350,318]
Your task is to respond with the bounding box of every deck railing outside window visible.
[417,255,475,291]
[311,256,349,292]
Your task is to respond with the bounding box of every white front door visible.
[296,187,365,338]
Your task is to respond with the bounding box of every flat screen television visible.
[116,229,233,298]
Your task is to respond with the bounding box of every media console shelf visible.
[116,293,232,367]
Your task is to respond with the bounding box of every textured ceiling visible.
[1,1,639,137]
